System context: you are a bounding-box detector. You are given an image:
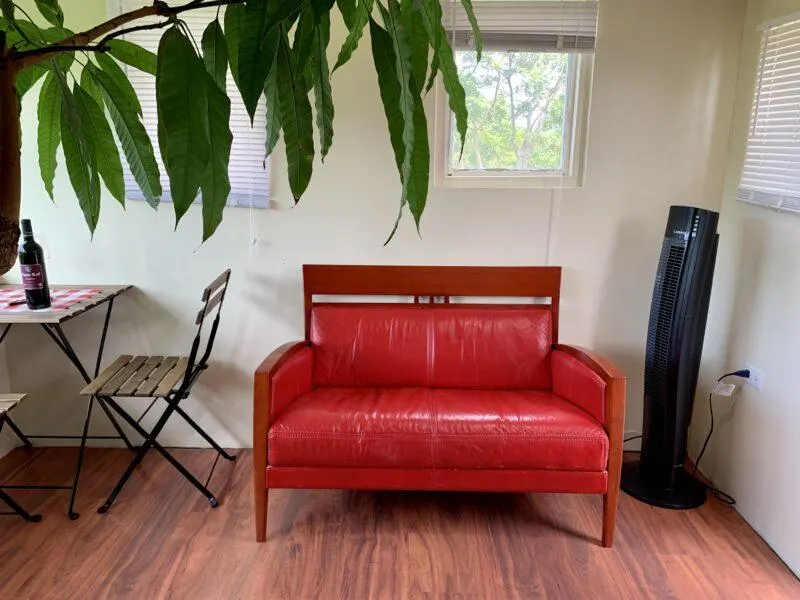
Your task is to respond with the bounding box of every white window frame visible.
[434,1,596,190]
[434,52,593,189]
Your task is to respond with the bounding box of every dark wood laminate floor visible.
[0,448,796,599]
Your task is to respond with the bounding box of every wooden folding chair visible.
[79,270,237,514]
[0,393,42,522]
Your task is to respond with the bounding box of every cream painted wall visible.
[691,0,800,577]
[2,0,744,461]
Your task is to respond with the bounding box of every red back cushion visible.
[311,304,552,389]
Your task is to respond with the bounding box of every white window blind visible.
[444,1,599,52]
[739,16,800,213]
[111,0,269,208]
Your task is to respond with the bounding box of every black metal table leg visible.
[40,319,136,451]
[3,417,33,447]
[67,395,94,520]
[0,487,42,522]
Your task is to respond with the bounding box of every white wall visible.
[691,0,800,577]
[2,0,744,455]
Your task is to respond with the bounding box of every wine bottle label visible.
[21,265,44,290]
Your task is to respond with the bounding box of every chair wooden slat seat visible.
[80,356,188,398]
[0,393,28,415]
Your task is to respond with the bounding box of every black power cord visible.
[692,369,750,506]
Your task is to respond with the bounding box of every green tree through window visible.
[452,50,569,173]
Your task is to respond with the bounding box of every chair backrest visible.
[303,265,562,390]
[177,269,232,394]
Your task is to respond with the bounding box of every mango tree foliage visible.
[0,0,482,266]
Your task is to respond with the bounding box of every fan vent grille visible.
[644,241,686,401]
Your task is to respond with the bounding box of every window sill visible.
[434,173,583,190]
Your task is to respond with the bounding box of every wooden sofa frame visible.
[254,265,625,546]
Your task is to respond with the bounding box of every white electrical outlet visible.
[745,364,765,391]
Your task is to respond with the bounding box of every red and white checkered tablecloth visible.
[0,288,102,312]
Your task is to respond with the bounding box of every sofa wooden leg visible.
[602,489,618,547]
[256,489,269,543]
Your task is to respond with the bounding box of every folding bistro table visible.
[0,285,133,520]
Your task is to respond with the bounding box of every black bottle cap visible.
[20,219,33,236]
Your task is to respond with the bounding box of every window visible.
[738,15,800,213]
[111,1,269,208]
[435,1,597,189]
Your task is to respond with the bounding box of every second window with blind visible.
[738,16,800,214]
[435,0,597,189]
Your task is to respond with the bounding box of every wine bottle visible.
[18,219,51,310]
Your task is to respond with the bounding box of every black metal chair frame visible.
[89,270,237,514]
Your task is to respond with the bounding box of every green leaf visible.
[310,0,336,20]
[293,3,317,73]
[34,0,63,28]
[201,19,233,241]
[19,51,75,99]
[201,74,232,242]
[336,0,356,28]
[406,95,429,229]
[223,3,245,89]
[418,0,441,92]
[276,26,314,201]
[369,17,404,176]
[401,0,428,94]
[292,3,318,75]
[37,72,61,200]
[263,54,281,158]
[235,0,280,122]
[269,0,303,25]
[418,0,467,157]
[312,13,334,159]
[80,66,103,104]
[96,53,142,116]
[157,26,212,224]
[54,68,101,233]
[88,62,162,206]
[378,2,416,217]
[333,0,373,72]
[1,1,14,24]
[107,39,157,75]
[16,65,47,99]
[459,0,482,61]
[74,85,126,206]
[202,19,228,90]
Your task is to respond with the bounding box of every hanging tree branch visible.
[12,0,246,68]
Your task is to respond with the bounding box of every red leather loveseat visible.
[254,266,626,546]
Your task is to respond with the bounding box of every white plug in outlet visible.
[745,364,765,391]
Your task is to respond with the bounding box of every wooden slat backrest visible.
[202,270,231,301]
[302,265,562,342]
[196,270,231,326]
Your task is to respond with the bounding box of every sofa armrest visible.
[254,342,313,428]
[552,344,626,472]
[254,341,313,469]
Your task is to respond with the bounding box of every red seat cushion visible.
[268,388,608,471]
[269,388,435,468]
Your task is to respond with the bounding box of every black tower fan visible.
[622,205,719,509]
